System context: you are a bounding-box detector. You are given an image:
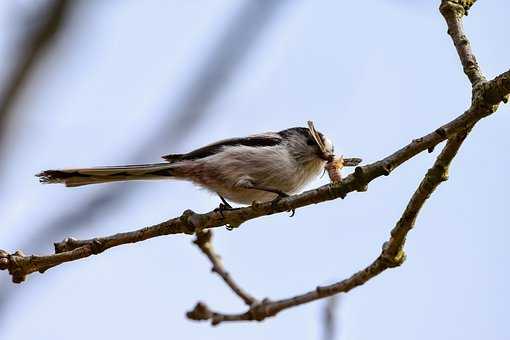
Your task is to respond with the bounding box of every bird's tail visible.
[37,163,176,187]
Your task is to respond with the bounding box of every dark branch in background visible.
[20,0,290,254]
[0,0,74,315]
[0,0,70,164]
[0,0,290,317]
[0,0,508,324]
[322,296,339,340]
[189,240,337,330]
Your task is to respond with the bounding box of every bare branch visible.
[0,245,97,284]
[0,0,508,325]
[439,0,485,85]
[185,1,489,324]
[18,0,289,259]
[482,69,510,105]
[186,130,469,325]
[1,65,507,283]
[192,230,257,306]
[0,0,291,315]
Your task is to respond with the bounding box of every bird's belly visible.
[209,164,323,205]
[190,156,324,205]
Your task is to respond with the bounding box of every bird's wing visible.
[162,133,282,162]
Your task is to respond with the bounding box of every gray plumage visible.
[37,127,360,204]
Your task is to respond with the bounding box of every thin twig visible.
[439,0,485,85]
[192,230,257,306]
[0,67,508,283]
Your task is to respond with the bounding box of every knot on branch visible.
[89,239,104,255]
[377,162,393,177]
[180,209,208,234]
[315,285,331,296]
[328,182,347,199]
[458,0,476,13]
[54,237,79,253]
[435,127,448,139]
[248,298,275,322]
[381,251,406,268]
[426,165,449,183]
[381,243,407,268]
[194,230,213,248]
[353,166,368,192]
[186,302,213,321]
[474,72,510,108]
[55,237,104,255]
[440,0,476,17]
[0,250,29,283]
[0,250,9,272]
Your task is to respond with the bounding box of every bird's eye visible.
[306,139,315,146]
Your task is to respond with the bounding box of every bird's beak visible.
[317,151,333,162]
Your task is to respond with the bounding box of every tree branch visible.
[0,0,290,315]
[17,0,289,256]
[185,133,469,325]
[0,0,508,326]
[439,0,485,85]
[192,230,257,306]
[0,65,508,283]
[183,1,502,324]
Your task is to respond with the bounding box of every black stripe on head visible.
[165,135,282,161]
[278,127,309,139]
[278,127,323,146]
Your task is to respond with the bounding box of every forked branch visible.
[192,230,257,306]
[0,0,509,326]
[440,0,484,85]
[1,66,507,284]
[186,133,468,325]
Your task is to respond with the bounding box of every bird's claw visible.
[215,195,234,218]
[215,203,231,219]
[214,196,239,230]
[219,202,232,210]
[270,192,295,217]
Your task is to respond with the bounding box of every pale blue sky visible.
[0,1,508,339]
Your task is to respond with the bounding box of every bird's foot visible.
[218,201,233,211]
[215,195,241,230]
[270,192,295,217]
[215,195,233,218]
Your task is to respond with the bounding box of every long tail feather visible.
[37,163,175,187]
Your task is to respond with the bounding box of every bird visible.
[37,125,361,206]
